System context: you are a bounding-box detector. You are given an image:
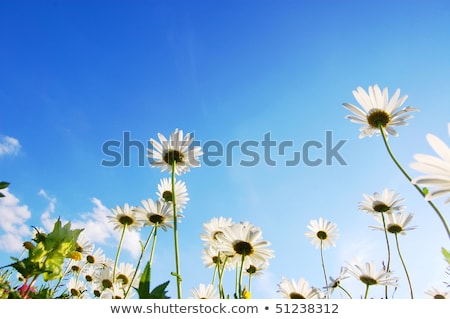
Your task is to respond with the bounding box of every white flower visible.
[108,203,142,232]
[115,263,139,289]
[369,211,416,235]
[345,260,398,287]
[148,128,203,175]
[359,189,406,214]
[411,123,450,204]
[200,217,234,245]
[156,178,189,212]
[278,277,323,299]
[134,198,174,231]
[218,222,274,270]
[67,277,87,298]
[191,283,219,299]
[305,218,339,249]
[425,287,448,299]
[343,84,418,138]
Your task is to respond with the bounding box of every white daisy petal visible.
[343,85,417,138]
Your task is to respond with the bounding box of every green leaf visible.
[0,193,4,198]
[0,182,10,190]
[422,187,429,195]
[149,281,170,299]
[136,262,170,299]
[137,262,151,299]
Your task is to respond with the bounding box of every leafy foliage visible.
[136,262,170,299]
[11,218,83,282]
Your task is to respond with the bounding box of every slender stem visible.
[381,212,391,299]
[395,233,414,298]
[248,274,252,295]
[124,226,155,298]
[237,254,246,299]
[338,285,353,299]
[149,225,159,268]
[379,124,450,239]
[364,284,370,299]
[171,162,182,298]
[53,259,73,295]
[320,240,329,298]
[218,256,228,299]
[212,263,218,286]
[113,224,127,283]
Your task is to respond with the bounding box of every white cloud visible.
[70,198,142,259]
[38,189,57,231]
[0,188,32,253]
[0,135,21,157]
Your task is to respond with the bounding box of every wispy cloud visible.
[71,198,142,259]
[37,195,143,259]
[0,188,32,253]
[38,189,57,231]
[0,135,21,157]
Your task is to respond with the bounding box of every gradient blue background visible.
[1,0,449,298]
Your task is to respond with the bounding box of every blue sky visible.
[1,0,450,298]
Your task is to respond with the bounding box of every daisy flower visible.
[425,287,448,299]
[218,222,274,269]
[359,189,406,214]
[75,235,94,258]
[100,282,127,299]
[411,123,450,204]
[245,262,268,278]
[108,203,142,232]
[156,178,189,212]
[327,267,350,291]
[94,267,114,292]
[278,277,322,299]
[115,263,139,289]
[305,218,339,249]
[345,260,398,287]
[67,277,87,298]
[148,128,203,175]
[134,198,174,231]
[369,211,416,235]
[191,283,219,299]
[201,246,229,269]
[342,84,418,138]
[85,246,111,268]
[200,217,234,246]
[68,259,85,274]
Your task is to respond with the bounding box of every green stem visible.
[338,285,353,299]
[124,226,156,298]
[53,259,73,294]
[212,253,220,286]
[395,233,414,298]
[379,124,450,239]
[320,240,329,298]
[218,256,228,299]
[381,212,391,299]
[113,224,127,283]
[171,162,182,298]
[149,225,158,268]
[237,254,246,299]
[364,284,370,299]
